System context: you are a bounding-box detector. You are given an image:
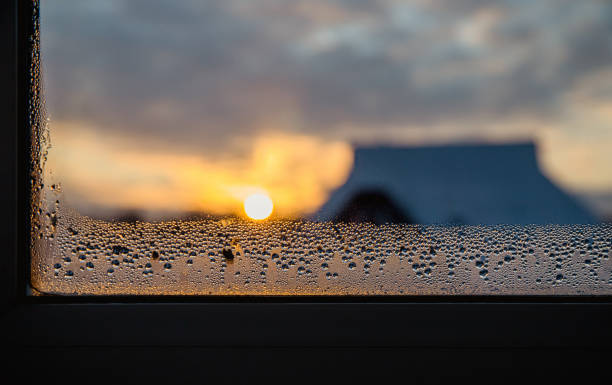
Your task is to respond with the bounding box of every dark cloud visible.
[41,0,612,152]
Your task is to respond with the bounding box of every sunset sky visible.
[41,0,612,218]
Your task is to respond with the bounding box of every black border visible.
[17,0,34,306]
[20,294,612,304]
[2,3,612,367]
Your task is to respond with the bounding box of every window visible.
[4,2,612,379]
[29,0,612,296]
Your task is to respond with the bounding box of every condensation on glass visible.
[29,1,612,296]
[30,206,612,295]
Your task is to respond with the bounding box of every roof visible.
[313,142,595,224]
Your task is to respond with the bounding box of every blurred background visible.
[41,0,612,223]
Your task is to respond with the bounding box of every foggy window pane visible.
[31,0,612,295]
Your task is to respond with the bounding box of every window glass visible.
[32,0,612,295]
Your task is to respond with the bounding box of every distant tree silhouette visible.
[334,189,413,224]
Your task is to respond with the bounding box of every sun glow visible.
[244,193,274,220]
[48,126,354,218]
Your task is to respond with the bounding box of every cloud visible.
[47,124,353,217]
[42,0,612,144]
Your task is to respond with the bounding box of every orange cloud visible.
[46,122,353,218]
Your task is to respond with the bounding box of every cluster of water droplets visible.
[29,0,55,258]
[31,206,612,295]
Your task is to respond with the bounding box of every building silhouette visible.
[314,142,594,225]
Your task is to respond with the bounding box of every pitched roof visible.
[314,142,595,224]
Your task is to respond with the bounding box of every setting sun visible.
[244,193,273,220]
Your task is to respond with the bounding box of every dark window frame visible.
[2,1,612,356]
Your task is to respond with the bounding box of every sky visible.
[41,0,612,218]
